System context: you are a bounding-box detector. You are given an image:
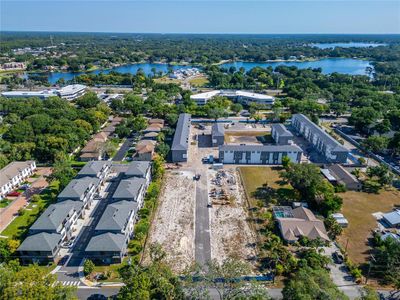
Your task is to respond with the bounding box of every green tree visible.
[83,259,95,277]
[362,136,389,153]
[75,91,100,108]
[49,154,77,190]
[324,215,343,240]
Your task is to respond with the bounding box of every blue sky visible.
[1,1,399,34]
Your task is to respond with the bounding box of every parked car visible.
[332,251,344,264]
[7,191,21,197]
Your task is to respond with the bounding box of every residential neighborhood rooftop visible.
[171,113,191,151]
[125,161,151,178]
[0,161,35,187]
[271,123,293,137]
[77,161,111,177]
[219,144,303,152]
[85,232,126,252]
[95,201,138,231]
[58,177,100,200]
[112,177,146,200]
[18,232,62,252]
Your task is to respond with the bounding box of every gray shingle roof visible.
[112,178,146,201]
[219,144,302,152]
[96,201,138,231]
[85,232,126,252]
[77,161,111,177]
[58,177,100,200]
[271,123,293,137]
[171,113,191,151]
[292,114,348,152]
[30,200,83,232]
[125,161,151,178]
[212,123,225,137]
[18,232,62,252]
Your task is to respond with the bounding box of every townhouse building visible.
[271,123,294,145]
[57,177,100,210]
[291,114,349,163]
[219,145,302,165]
[76,161,111,184]
[0,161,36,199]
[112,177,147,208]
[211,123,225,147]
[171,113,191,162]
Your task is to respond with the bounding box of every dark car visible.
[332,251,344,264]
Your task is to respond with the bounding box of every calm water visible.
[37,63,194,84]
[220,58,373,75]
[33,58,373,84]
[311,42,387,49]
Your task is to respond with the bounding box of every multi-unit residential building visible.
[219,145,302,164]
[124,161,152,184]
[291,114,349,163]
[57,177,100,210]
[211,123,225,147]
[190,90,275,106]
[171,113,191,162]
[112,178,147,208]
[0,161,36,199]
[85,200,138,263]
[76,160,111,184]
[17,200,84,264]
[271,123,294,145]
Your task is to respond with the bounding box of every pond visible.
[219,58,373,75]
[310,42,387,49]
[30,58,373,84]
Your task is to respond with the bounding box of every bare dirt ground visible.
[146,170,196,273]
[208,167,258,268]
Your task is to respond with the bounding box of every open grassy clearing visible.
[1,181,60,240]
[153,76,181,84]
[337,188,400,265]
[189,76,209,87]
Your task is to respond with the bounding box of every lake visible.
[33,58,373,84]
[311,42,387,49]
[220,58,373,75]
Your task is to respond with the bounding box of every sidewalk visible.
[0,167,51,233]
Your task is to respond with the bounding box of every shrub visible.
[18,208,25,216]
[83,259,95,276]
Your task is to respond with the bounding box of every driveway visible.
[323,243,361,299]
[113,137,134,161]
[0,167,51,233]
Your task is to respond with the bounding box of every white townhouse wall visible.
[219,145,302,165]
[291,114,348,163]
[190,90,275,106]
[0,161,36,199]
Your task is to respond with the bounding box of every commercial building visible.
[190,90,275,106]
[219,145,302,165]
[171,113,191,162]
[271,124,294,145]
[291,114,349,163]
[211,123,225,147]
[0,161,36,199]
[273,206,329,243]
[1,84,86,101]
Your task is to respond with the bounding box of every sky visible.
[1,1,400,34]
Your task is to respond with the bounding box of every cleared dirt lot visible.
[337,188,400,264]
[209,167,258,267]
[146,170,196,273]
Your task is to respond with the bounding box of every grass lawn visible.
[337,188,400,265]
[153,77,181,85]
[92,264,124,282]
[0,198,12,208]
[189,76,209,87]
[1,181,60,240]
[238,166,295,206]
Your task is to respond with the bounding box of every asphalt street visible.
[112,137,134,161]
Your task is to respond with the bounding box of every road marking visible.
[56,281,80,286]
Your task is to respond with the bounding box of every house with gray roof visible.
[271,124,294,145]
[85,232,127,264]
[212,122,225,147]
[29,200,83,241]
[124,161,151,185]
[58,177,100,209]
[76,161,111,183]
[95,201,138,235]
[0,160,36,199]
[219,144,302,165]
[171,113,191,162]
[112,177,147,207]
[291,114,348,163]
[18,232,62,264]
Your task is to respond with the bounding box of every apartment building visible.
[190,90,275,106]
[57,177,100,209]
[271,123,294,145]
[85,200,138,263]
[17,232,62,264]
[291,114,349,163]
[211,123,225,147]
[219,145,302,164]
[112,177,147,208]
[171,113,191,162]
[76,160,111,184]
[124,161,151,184]
[0,161,36,199]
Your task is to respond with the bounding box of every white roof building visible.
[190,90,274,106]
[1,84,87,101]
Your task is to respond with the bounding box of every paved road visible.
[194,169,211,266]
[113,137,134,161]
[76,287,120,299]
